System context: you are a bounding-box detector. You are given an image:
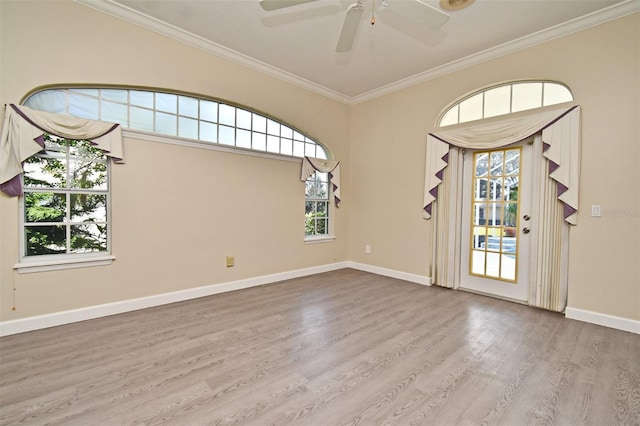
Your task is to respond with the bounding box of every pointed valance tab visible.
[0,104,124,196]
[542,107,581,225]
[301,156,341,207]
[423,135,451,219]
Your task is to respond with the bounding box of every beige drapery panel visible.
[0,104,124,196]
[430,146,463,289]
[301,156,341,207]
[424,106,580,311]
[529,135,570,311]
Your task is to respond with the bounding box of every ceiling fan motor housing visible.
[440,0,475,11]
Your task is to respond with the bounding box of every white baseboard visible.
[347,261,431,286]
[565,307,640,334]
[3,263,635,337]
[0,261,349,337]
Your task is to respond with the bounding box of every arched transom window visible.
[438,81,573,127]
[23,87,328,160]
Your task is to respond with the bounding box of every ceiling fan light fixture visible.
[439,0,474,12]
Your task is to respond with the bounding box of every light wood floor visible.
[1,269,639,425]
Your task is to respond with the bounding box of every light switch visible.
[591,205,601,217]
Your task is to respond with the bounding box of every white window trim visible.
[23,87,330,161]
[17,139,113,273]
[304,235,336,243]
[14,254,115,274]
[124,130,303,163]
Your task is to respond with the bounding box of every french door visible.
[459,139,533,302]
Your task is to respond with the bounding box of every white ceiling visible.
[81,0,638,103]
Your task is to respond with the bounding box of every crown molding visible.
[76,0,639,105]
[351,0,640,104]
[74,0,352,104]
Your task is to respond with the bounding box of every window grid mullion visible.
[25,87,328,160]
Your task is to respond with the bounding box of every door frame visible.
[457,138,536,302]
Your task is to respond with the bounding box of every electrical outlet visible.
[365,244,371,254]
[226,256,234,267]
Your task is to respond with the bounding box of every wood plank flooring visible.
[1,269,638,425]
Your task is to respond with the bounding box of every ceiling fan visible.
[259,0,450,53]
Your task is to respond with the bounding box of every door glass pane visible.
[474,178,487,201]
[486,251,501,277]
[489,178,502,201]
[490,151,503,176]
[470,147,521,283]
[472,226,486,249]
[471,250,485,275]
[501,254,516,280]
[505,150,520,175]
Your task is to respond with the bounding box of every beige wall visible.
[0,0,350,320]
[1,1,638,324]
[349,13,639,321]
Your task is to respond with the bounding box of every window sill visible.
[14,255,115,274]
[304,235,336,244]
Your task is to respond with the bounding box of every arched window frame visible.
[437,80,574,127]
[22,86,330,161]
[18,85,336,263]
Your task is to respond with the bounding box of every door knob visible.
[523,215,530,221]
[523,227,530,234]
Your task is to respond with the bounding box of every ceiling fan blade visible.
[335,3,364,53]
[259,0,318,11]
[384,0,449,28]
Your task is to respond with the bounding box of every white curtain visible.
[431,146,463,288]
[301,156,341,207]
[424,106,581,311]
[0,104,124,196]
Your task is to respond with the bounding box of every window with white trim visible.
[24,87,328,159]
[438,81,573,127]
[22,135,109,258]
[305,171,330,237]
[23,86,332,243]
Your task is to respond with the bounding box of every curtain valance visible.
[424,105,580,224]
[301,156,341,207]
[0,104,124,196]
